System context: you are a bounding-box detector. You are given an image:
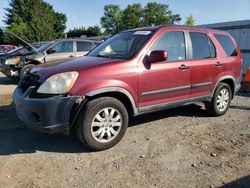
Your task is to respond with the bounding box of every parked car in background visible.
[13,25,242,151]
[0,32,101,80]
[0,45,16,55]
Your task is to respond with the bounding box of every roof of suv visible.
[124,25,228,35]
[52,38,101,43]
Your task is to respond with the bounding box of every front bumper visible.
[13,86,78,134]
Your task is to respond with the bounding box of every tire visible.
[76,97,128,151]
[20,64,35,78]
[205,83,232,116]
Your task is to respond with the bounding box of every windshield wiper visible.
[97,54,111,58]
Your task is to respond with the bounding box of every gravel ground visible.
[0,73,17,94]
[0,75,249,188]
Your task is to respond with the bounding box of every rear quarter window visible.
[77,41,93,52]
[214,34,237,56]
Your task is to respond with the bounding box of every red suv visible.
[13,26,242,150]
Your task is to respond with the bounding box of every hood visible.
[4,32,37,53]
[31,56,125,80]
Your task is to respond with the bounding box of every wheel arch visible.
[212,76,236,99]
[86,87,138,117]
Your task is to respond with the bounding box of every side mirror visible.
[47,48,56,54]
[147,50,168,64]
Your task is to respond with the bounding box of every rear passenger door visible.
[45,41,75,62]
[188,32,223,98]
[75,41,94,58]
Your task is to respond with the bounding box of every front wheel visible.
[20,64,35,78]
[76,97,128,151]
[205,83,232,116]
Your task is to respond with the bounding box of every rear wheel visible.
[76,97,128,151]
[205,83,232,116]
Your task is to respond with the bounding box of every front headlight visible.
[5,57,21,65]
[37,71,79,94]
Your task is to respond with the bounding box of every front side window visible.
[53,41,73,53]
[190,32,214,60]
[77,41,93,52]
[150,31,186,62]
[87,31,154,59]
[214,34,237,56]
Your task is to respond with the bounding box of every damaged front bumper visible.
[13,85,80,135]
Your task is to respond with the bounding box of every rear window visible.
[190,32,217,60]
[214,34,237,56]
[77,41,93,52]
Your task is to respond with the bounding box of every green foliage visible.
[101,4,123,35]
[67,25,102,38]
[142,2,181,26]
[0,28,4,44]
[185,14,195,26]
[3,0,67,42]
[101,2,182,34]
[121,4,143,31]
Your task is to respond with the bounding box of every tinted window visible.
[151,31,186,62]
[190,32,212,60]
[53,41,73,53]
[77,41,93,52]
[215,34,237,56]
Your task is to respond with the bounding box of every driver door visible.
[45,41,75,62]
[138,31,191,108]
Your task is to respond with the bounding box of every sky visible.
[0,0,249,31]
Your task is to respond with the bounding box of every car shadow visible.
[0,74,18,85]
[220,175,250,188]
[0,102,89,155]
[0,100,210,155]
[236,91,250,98]
[130,103,209,127]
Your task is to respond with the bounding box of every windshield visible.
[87,31,154,59]
[37,41,55,52]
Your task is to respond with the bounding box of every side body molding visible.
[86,87,139,115]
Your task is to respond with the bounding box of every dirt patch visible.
[0,93,249,187]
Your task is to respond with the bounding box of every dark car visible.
[0,32,101,79]
[13,25,242,151]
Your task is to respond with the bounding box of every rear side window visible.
[214,34,237,56]
[190,32,215,60]
[151,31,186,62]
[53,41,73,53]
[77,41,93,52]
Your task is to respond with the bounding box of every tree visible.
[121,4,143,30]
[185,14,195,26]
[101,4,122,35]
[142,2,181,26]
[67,25,102,38]
[0,28,4,44]
[101,2,182,35]
[3,0,67,42]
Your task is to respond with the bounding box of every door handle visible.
[179,64,190,70]
[215,62,224,67]
[69,55,74,58]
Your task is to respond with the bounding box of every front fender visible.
[70,79,139,115]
